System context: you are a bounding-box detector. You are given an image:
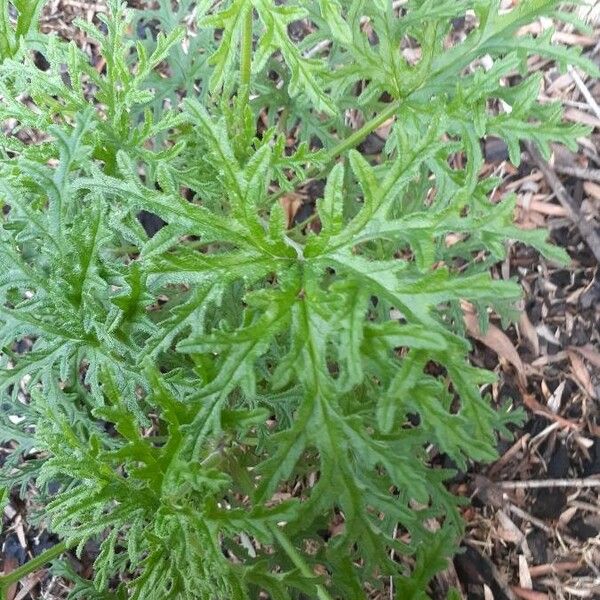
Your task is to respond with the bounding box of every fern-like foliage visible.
[0,1,595,598]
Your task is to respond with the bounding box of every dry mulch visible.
[1,2,599,599]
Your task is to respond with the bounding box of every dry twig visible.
[568,65,600,122]
[553,165,600,183]
[500,478,600,490]
[528,562,581,578]
[511,586,549,600]
[526,142,600,263]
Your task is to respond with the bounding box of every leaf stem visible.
[14,0,37,40]
[269,524,335,600]
[270,98,402,201]
[0,540,69,597]
[239,3,253,112]
[269,0,563,202]
[324,99,401,164]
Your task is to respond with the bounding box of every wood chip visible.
[528,561,581,578]
[484,584,495,600]
[568,350,597,399]
[279,194,303,228]
[1,554,19,600]
[518,311,540,356]
[554,165,600,185]
[552,31,597,47]
[526,142,600,263]
[511,587,549,600]
[497,510,525,544]
[522,393,581,430]
[13,572,45,600]
[15,516,27,550]
[518,555,533,590]
[570,344,600,369]
[558,505,578,528]
[564,107,600,129]
[584,181,600,202]
[464,310,527,387]
[488,433,530,478]
[473,475,505,509]
[546,380,565,413]
[517,198,567,217]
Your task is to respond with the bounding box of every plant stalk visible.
[269,0,560,203]
[269,524,335,600]
[0,0,15,59]
[239,3,254,112]
[0,540,69,598]
[14,0,45,42]
[324,98,401,164]
[270,98,402,201]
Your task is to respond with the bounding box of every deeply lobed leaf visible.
[0,1,588,598]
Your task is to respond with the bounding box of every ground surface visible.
[1,1,599,599]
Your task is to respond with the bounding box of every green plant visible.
[0,1,595,598]
[0,0,45,59]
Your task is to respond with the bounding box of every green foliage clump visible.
[0,1,595,598]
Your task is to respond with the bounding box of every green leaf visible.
[318,0,352,45]
[0,1,583,597]
[254,0,337,115]
[377,351,426,433]
[202,0,252,94]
